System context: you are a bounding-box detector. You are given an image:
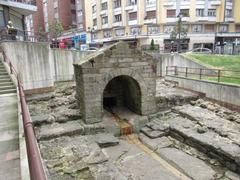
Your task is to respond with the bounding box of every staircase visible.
[0,60,16,95]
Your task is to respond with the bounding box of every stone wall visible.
[74,42,157,124]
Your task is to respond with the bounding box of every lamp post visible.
[88,27,95,44]
[177,13,182,53]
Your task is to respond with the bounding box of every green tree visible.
[150,39,155,51]
[48,20,64,38]
[170,20,187,40]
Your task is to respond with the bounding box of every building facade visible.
[84,0,240,52]
[0,0,37,31]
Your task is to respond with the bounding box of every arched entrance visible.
[103,75,141,114]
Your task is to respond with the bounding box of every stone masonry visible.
[74,42,157,124]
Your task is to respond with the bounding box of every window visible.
[236,25,240,32]
[102,16,108,24]
[163,25,174,33]
[114,14,122,22]
[101,2,108,10]
[146,0,156,6]
[0,11,5,27]
[148,26,160,35]
[196,9,204,17]
[192,25,202,33]
[114,0,121,8]
[129,12,137,20]
[115,28,125,36]
[167,10,176,18]
[103,30,112,38]
[145,11,156,19]
[130,27,141,35]
[180,9,189,17]
[205,24,214,32]
[219,25,228,32]
[92,5,96,13]
[208,9,216,17]
[93,18,97,26]
[225,9,232,17]
[128,0,137,6]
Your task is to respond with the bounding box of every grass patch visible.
[182,53,240,85]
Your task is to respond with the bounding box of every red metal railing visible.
[166,66,240,84]
[1,49,46,180]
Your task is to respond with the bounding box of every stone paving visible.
[0,94,20,180]
[28,80,240,180]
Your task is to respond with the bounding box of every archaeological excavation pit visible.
[74,42,157,125]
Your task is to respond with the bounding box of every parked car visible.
[188,48,212,54]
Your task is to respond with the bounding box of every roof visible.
[74,42,121,66]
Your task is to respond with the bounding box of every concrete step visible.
[0,75,10,79]
[0,72,8,76]
[0,78,11,83]
[0,85,15,91]
[0,89,16,95]
[0,82,13,87]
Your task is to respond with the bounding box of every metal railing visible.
[166,66,240,84]
[0,28,49,42]
[8,0,36,5]
[1,48,46,180]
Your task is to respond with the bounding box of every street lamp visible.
[177,13,183,53]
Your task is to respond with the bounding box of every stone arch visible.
[102,75,142,114]
[100,68,149,115]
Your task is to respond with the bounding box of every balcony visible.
[146,1,156,11]
[91,0,96,6]
[0,0,37,15]
[166,17,177,23]
[225,17,234,22]
[102,23,108,29]
[197,17,209,21]
[100,10,108,16]
[144,18,157,24]
[216,32,240,37]
[125,4,137,11]
[128,19,137,26]
[210,0,221,6]
[113,7,122,15]
[112,21,123,27]
[208,17,217,22]
[164,1,174,7]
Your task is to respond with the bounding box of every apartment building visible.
[85,0,240,51]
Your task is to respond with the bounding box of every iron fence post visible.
[185,67,188,77]
[166,66,168,75]
[218,70,221,82]
[200,69,202,80]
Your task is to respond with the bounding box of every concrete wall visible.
[166,75,240,109]
[52,49,90,81]
[1,41,54,91]
[1,41,90,93]
[153,53,213,77]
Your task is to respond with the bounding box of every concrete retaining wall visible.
[154,53,212,76]
[0,41,90,92]
[166,75,240,109]
[52,49,90,81]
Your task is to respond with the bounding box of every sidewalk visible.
[0,94,20,180]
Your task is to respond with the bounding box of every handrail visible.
[1,48,46,180]
[166,66,240,84]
